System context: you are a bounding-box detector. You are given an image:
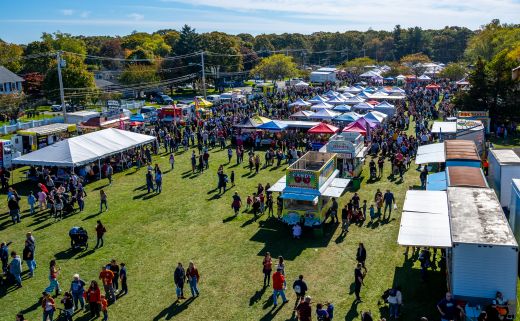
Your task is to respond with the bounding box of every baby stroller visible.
[69,227,88,250]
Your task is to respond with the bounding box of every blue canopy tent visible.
[426,171,447,191]
[308,95,329,104]
[333,104,351,112]
[130,114,145,122]
[257,120,288,131]
[334,112,361,123]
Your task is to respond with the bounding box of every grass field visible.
[0,138,451,321]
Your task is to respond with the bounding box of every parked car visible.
[51,104,62,112]
[155,95,173,105]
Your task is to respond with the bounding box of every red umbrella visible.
[129,121,144,126]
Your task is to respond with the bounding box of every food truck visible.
[324,132,367,178]
[11,123,77,154]
[269,151,350,235]
[157,105,194,122]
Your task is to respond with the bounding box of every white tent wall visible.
[449,243,518,302]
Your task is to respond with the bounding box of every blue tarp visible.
[426,171,447,191]
[130,114,145,122]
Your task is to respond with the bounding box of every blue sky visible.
[1,0,519,44]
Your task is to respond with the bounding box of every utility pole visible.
[200,51,206,99]
[56,51,67,123]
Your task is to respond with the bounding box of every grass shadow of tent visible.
[249,218,336,261]
[391,264,446,321]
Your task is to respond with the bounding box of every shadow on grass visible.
[142,193,160,200]
[222,215,237,223]
[125,170,139,176]
[33,221,54,231]
[259,302,285,321]
[82,211,102,221]
[153,297,195,321]
[249,286,267,306]
[345,300,360,320]
[207,194,221,201]
[250,219,336,260]
[18,300,41,314]
[75,248,96,260]
[93,184,109,191]
[54,248,79,261]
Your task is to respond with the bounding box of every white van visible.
[206,95,221,104]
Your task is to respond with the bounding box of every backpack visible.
[293,284,301,294]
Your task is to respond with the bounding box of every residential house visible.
[0,66,24,94]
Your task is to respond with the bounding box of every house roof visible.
[0,66,24,84]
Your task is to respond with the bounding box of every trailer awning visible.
[268,176,286,192]
[280,193,318,202]
[398,190,452,248]
[415,143,445,164]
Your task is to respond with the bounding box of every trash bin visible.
[352,177,361,190]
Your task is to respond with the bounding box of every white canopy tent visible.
[431,121,457,134]
[398,190,452,248]
[12,128,156,168]
[288,98,312,107]
[309,109,341,120]
[310,102,334,110]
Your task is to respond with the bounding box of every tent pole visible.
[98,159,101,180]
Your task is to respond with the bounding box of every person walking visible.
[356,243,367,270]
[70,274,86,310]
[95,220,106,249]
[41,292,55,321]
[99,265,116,303]
[262,252,273,287]
[86,281,101,318]
[387,286,403,319]
[169,153,175,170]
[120,262,128,295]
[1,242,9,274]
[272,267,288,307]
[383,189,395,219]
[45,259,61,296]
[100,295,109,321]
[354,263,365,302]
[341,204,350,233]
[146,170,154,193]
[109,259,120,293]
[186,261,200,297]
[293,275,308,310]
[437,292,463,321]
[155,169,163,193]
[8,194,21,224]
[420,167,428,189]
[106,163,113,186]
[27,191,36,215]
[99,190,108,212]
[231,192,242,216]
[22,240,35,278]
[61,292,74,321]
[174,262,186,300]
[9,251,22,287]
[296,296,312,321]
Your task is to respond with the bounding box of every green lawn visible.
[0,140,449,321]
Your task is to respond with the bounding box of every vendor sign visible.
[287,170,318,190]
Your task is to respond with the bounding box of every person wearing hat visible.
[41,291,55,321]
[70,273,86,310]
[272,266,288,307]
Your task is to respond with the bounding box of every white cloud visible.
[127,13,144,21]
[60,9,74,16]
[80,11,91,18]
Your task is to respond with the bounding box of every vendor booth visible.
[457,111,490,133]
[324,132,367,177]
[456,119,485,154]
[270,152,350,234]
[488,148,520,208]
[447,187,518,314]
[398,188,518,320]
[12,123,77,154]
[307,122,340,151]
[373,101,395,117]
[416,140,481,168]
[426,166,488,191]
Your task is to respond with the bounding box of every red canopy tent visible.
[367,100,379,106]
[308,122,340,134]
[342,121,367,136]
[425,84,441,89]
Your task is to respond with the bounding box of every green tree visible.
[42,32,87,55]
[119,64,159,85]
[455,57,489,112]
[43,54,95,103]
[200,32,242,72]
[438,63,467,80]
[174,25,201,55]
[0,93,26,121]
[0,42,24,72]
[400,53,431,76]
[340,57,376,74]
[23,41,55,74]
[250,54,298,80]
[465,20,520,61]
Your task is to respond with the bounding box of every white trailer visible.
[488,149,520,208]
[509,179,520,246]
[447,187,518,307]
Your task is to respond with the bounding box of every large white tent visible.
[309,109,340,120]
[310,101,334,110]
[288,98,312,108]
[12,128,156,167]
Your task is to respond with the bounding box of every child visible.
[362,200,367,218]
[100,294,108,321]
[326,302,334,320]
[369,204,377,222]
[37,190,47,211]
[230,171,235,187]
[246,195,252,210]
[27,192,36,215]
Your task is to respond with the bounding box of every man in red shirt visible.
[99,266,115,302]
[272,267,288,307]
